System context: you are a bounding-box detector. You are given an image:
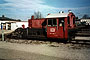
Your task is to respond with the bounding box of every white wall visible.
[16,22,28,28]
[0,21,28,31]
[11,23,17,31]
[0,21,16,24]
[11,22,28,31]
[0,21,9,30]
[0,21,16,30]
[81,19,90,25]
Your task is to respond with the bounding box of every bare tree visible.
[34,11,43,19]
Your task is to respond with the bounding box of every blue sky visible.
[0,0,90,20]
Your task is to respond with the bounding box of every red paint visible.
[68,12,75,28]
[22,24,25,28]
[28,12,76,40]
[28,18,45,28]
[64,18,68,39]
[46,12,75,39]
[31,15,34,20]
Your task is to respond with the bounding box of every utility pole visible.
[1,23,4,41]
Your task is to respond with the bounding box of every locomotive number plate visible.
[50,28,55,32]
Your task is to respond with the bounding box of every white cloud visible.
[0,0,57,20]
[0,0,90,12]
[0,0,55,11]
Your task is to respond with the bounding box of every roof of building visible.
[0,15,21,21]
[81,19,90,20]
[46,13,69,18]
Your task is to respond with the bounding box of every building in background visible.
[0,15,28,31]
[80,19,90,25]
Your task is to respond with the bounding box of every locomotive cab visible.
[46,12,76,40]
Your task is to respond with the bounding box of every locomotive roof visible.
[46,13,70,18]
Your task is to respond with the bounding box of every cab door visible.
[58,18,64,38]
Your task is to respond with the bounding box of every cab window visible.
[48,18,57,26]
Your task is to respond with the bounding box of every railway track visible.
[70,25,90,45]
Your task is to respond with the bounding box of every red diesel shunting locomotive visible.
[28,11,76,40]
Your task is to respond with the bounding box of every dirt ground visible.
[0,30,13,34]
[0,40,90,60]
